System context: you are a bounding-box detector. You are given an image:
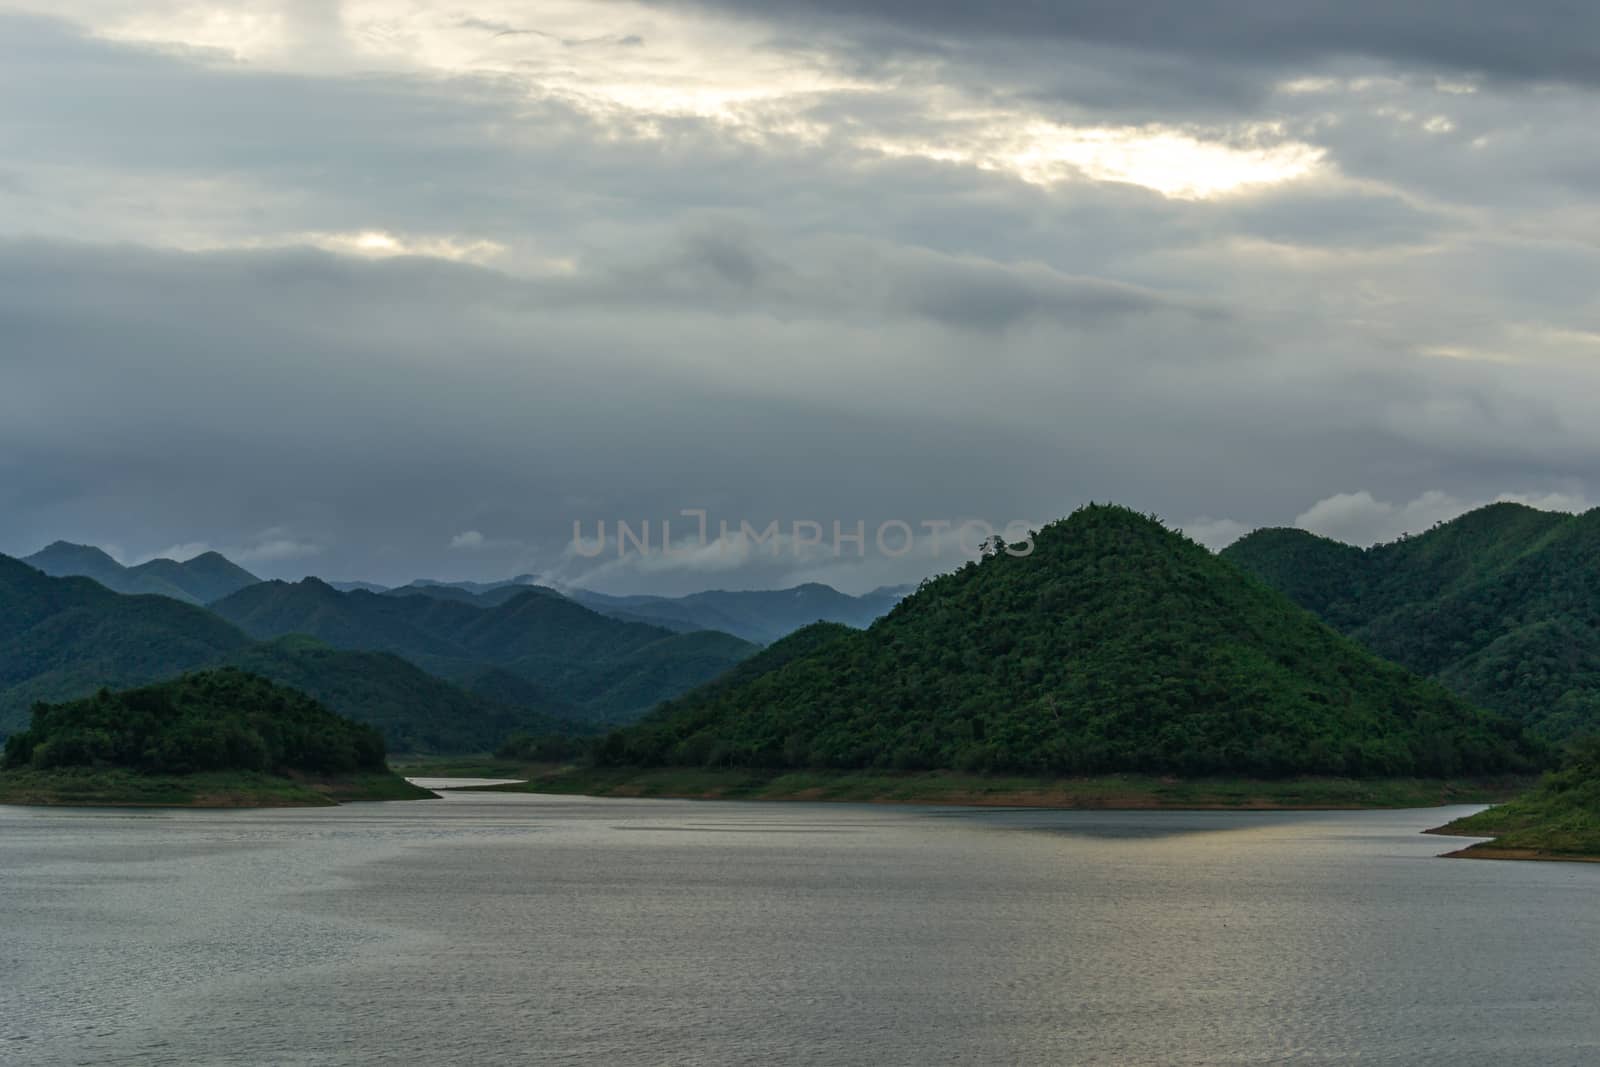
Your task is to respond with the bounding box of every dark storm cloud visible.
[661,1,1600,88]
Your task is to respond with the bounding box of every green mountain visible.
[568,583,909,644]
[605,506,1535,777]
[227,637,578,754]
[22,541,261,604]
[385,583,558,608]
[0,553,252,722]
[0,555,568,752]
[328,580,390,594]
[1221,503,1600,739]
[211,579,757,722]
[0,669,436,806]
[402,575,544,597]
[4,668,387,775]
[137,552,263,604]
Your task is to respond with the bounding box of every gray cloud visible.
[663,1,1600,88]
[0,9,1596,591]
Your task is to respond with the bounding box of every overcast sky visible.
[1,1,1596,593]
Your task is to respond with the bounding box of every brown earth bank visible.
[0,768,437,808]
[1436,845,1600,863]
[464,766,1533,811]
[1424,813,1600,864]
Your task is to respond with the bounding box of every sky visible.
[1,1,1597,593]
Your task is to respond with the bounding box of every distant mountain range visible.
[1222,501,1600,741]
[23,542,260,605]
[563,584,911,644]
[0,554,545,751]
[5,541,908,751]
[608,506,1537,777]
[24,542,909,645]
[0,553,753,752]
[209,578,755,723]
[340,576,910,644]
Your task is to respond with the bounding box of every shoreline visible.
[463,766,1531,811]
[0,768,438,808]
[1438,844,1600,863]
[1423,813,1600,864]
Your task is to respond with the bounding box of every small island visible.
[0,669,435,807]
[1431,738,1600,862]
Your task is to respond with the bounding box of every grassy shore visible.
[388,754,551,779]
[0,767,437,807]
[465,765,1531,810]
[1428,796,1600,863]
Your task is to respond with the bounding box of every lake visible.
[2,790,1597,1065]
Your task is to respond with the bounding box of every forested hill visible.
[1222,503,1600,739]
[0,555,570,752]
[211,579,757,722]
[3,670,387,776]
[606,505,1535,778]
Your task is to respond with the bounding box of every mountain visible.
[388,583,564,608]
[22,542,142,589]
[1221,503,1600,739]
[403,575,544,596]
[567,583,910,644]
[604,506,1536,777]
[22,542,260,604]
[4,668,388,775]
[227,637,578,753]
[0,553,252,727]
[0,669,434,806]
[211,578,757,722]
[0,555,567,752]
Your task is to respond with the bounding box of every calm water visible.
[2,791,1597,1066]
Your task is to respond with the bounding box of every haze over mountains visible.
[0,554,547,752]
[23,542,261,605]
[0,553,757,751]
[564,584,911,644]
[23,542,911,645]
[3,540,913,752]
[209,578,755,724]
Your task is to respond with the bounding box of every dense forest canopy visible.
[210,578,756,723]
[3,669,387,776]
[606,506,1537,778]
[1223,503,1600,740]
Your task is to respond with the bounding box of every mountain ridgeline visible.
[328,576,907,644]
[23,542,260,604]
[565,585,909,644]
[606,506,1536,778]
[208,579,756,723]
[1222,503,1600,740]
[0,555,574,752]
